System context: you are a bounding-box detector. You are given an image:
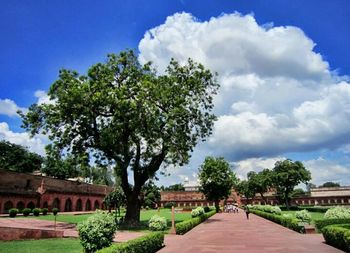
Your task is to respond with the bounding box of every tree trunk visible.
[124,192,141,226]
[260,193,267,204]
[215,200,220,212]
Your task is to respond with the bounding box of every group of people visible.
[224,204,250,220]
[224,204,239,213]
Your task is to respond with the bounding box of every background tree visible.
[247,169,273,204]
[0,140,43,173]
[236,180,256,204]
[272,159,311,208]
[198,157,237,211]
[141,181,160,209]
[103,186,126,216]
[290,188,306,198]
[20,50,219,225]
[320,182,340,188]
[160,183,185,191]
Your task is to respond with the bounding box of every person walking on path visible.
[244,205,250,220]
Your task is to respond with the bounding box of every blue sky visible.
[1,1,350,186]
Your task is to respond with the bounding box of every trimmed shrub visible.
[204,206,210,213]
[163,202,175,209]
[314,218,350,231]
[77,211,117,253]
[22,208,31,217]
[42,208,48,215]
[191,209,199,217]
[271,206,282,215]
[148,215,167,231]
[9,208,18,218]
[52,208,59,215]
[322,224,350,252]
[295,210,311,223]
[249,209,304,233]
[33,208,41,216]
[299,206,329,213]
[96,232,164,253]
[325,206,350,219]
[176,209,216,235]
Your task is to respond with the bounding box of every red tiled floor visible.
[0,218,143,242]
[159,210,343,253]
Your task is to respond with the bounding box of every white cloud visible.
[304,158,350,186]
[0,99,27,117]
[139,12,350,160]
[35,90,55,105]
[0,122,46,155]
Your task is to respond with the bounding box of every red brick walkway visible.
[0,218,143,242]
[159,211,342,253]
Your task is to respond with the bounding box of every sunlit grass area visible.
[0,238,82,253]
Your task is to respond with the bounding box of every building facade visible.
[0,169,112,214]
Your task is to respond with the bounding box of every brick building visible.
[0,169,112,214]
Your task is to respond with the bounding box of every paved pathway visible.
[0,218,143,242]
[159,211,343,253]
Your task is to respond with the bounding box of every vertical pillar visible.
[169,206,176,234]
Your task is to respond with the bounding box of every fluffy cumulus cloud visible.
[139,12,350,160]
[0,122,46,155]
[0,99,27,117]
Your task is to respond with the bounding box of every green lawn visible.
[282,210,325,223]
[12,208,192,231]
[0,238,82,253]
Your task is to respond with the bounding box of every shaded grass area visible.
[282,210,324,223]
[0,238,82,253]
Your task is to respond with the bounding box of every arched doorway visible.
[85,199,91,211]
[94,200,100,210]
[52,198,60,211]
[16,201,25,212]
[76,199,82,211]
[65,198,72,212]
[27,201,35,210]
[43,201,48,209]
[4,201,13,213]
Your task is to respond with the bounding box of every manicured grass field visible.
[14,208,192,231]
[281,210,325,222]
[0,238,82,253]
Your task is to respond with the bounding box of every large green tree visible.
[236,179,256,204]
[198,157,237,211]
[272,159,311,208]
[247,169,273,204]
[0,140,43,173]
[20,50,219,225]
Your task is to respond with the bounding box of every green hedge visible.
[96,232,164,253]
[250,209,304,233]
[322,224,350,252]
[299,206,329,213]
[315,218,350,231]
[176,209,216,235]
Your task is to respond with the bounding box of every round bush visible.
[42,208,48,215]
[52,208,59,215]
[271,206,282,215]
[148,215,167,231]
[204,206,210,213]
[191,209,199,217]
[33,208,41,216]
[164,202,175,209]
[22,208,31,217]
[9,208,18,218]
[196,207,205,215]
[295,209,312,223]
[77,211,117,253]
[325,206,350,219]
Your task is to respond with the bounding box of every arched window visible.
[52,198,60,211]
[27,201,35,210]
[94,200,100,210]
[16,201,25,211]
[65,198,72,212]
[4,201,13,213]
[76,199,82,211]
[85,199,91,211]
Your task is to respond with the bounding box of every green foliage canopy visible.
[20,50,219,224]
[0,140,43,173]
[198,157,237,208]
